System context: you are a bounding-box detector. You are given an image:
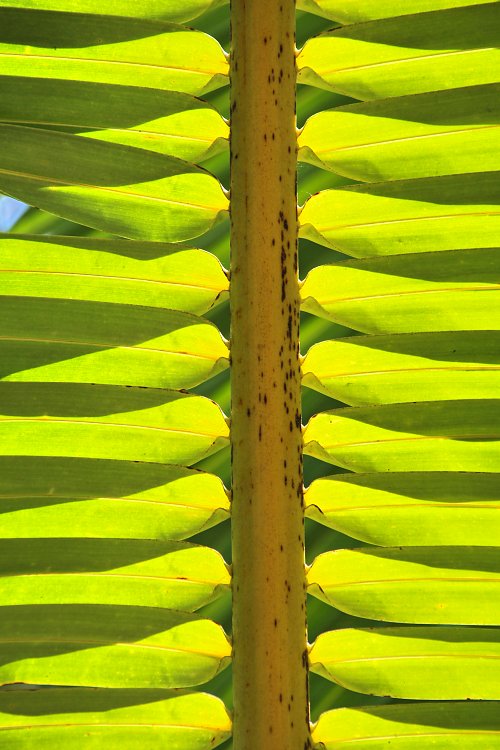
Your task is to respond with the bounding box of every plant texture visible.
[0,0,499,748]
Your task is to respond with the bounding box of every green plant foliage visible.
[310,627,500,699]
[0,0,499,747]
[297,6,500,98]
[0,0,228,23]
[313,703,500,748]
[0,77,229,162]
[300,249,500,332]
[299,85,500,180]
[0,689,232,749]
[0,9,228,93]
[305,472,500,546]
[297,0,496,23]
[0,235,229,312]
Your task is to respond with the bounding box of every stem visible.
[230,2,310,748]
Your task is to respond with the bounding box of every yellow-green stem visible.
[230,1,310,747]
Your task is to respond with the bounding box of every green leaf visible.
[0,0,228,23]
[303,400,500,472]
[297,6,500,99]
[297,0,497,24]
[299,173,500,257]
[308,547,500,625]
[0,126,228,241]
[0,235,229,314]
[313,702,500,749]
[300,249,500,332]
[0,688,232,750]
[0,297,229,389]
[310,626,500,699]
[0,77,229,163]
[298,85,500,181]
[0,605,231,688]
[0,384,229,465]
[0,457,229,540]
[0,8,228,95]
[305,472,500,547]
[0,539,229,612]
[302,333,500,406]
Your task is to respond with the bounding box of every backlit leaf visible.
[0,605,231,688]
[302,333,500,405]
[313,702,500,749]
[304,400,500,473]
[310,626,500,699]
[0,125,229,241]
[305,472,500,546]
[297,6,500,99]
[299,173,500,257]
[298,85,500,181]
[0,457,229,540]
[300,249,500,332]
[0,235,229,314]
[0,384,229,465]
[0,539,230,612]
[0,688,232,750]
[0,297,229,389]
[0,77,229,163]
[308,547,500,624]
[0,8,228,95]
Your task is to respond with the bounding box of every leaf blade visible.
[310,626,500,699]
[313,702,500,749]
[0,688,232,750]
[0,125,229,241]
[297,6,500,100]
[308,547,500,625]
[0,457,229,540]
[0,9,228,96]
[0,605,231,689]
[305,472,500,547]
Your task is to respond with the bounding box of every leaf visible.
[299,173,500,257]
[0,125,229,241]
[309,626,500,699]
[0,457,229,540]
[313,702,500,749]
[300,248,500,332]
[0,77,229,163]
[0,0,228,23]
[0,235,229,314]
[303,399,500,472]
[0,384,229,465]
[302,333,500,406]
[298,85,500,181]
[0,297,229,389]
[0,605,231,688]
[308,547,500,625]
[305,472,500,547]
[297,0,497,24]
[297,6,500,99]
[0,688,232,750]
[0,8,228,95]
[0,539,229,612]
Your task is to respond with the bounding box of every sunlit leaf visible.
[299,85,500,181]
[297,6,500,99]
[0,605,231,688]
[0,235,229,314]
[310,626,500,699]
[305,472,500,547]
[308,547,500,624]
[0,688,232,750]
[0,8,228,95]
